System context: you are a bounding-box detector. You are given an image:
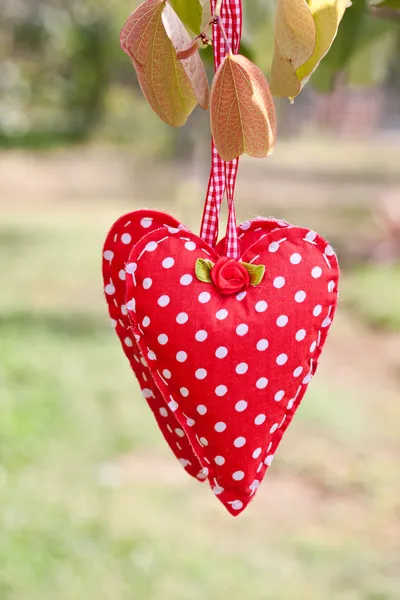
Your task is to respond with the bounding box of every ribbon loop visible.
[200,0,242,259]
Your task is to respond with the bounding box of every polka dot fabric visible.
[103,210,339,516]
[102,211,205,481]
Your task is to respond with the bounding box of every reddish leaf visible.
[210,54,276,162]
[121,0,209,127]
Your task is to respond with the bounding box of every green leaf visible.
[311,5,398,92]
[242,263,266,286]
[195,258,214,283]
[168,0,210,35]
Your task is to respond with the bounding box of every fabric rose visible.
[210,256,251,296]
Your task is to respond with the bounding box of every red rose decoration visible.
[210,256,251,296]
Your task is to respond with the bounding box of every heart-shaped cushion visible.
[102,211,290,484]
[110,211,339,515]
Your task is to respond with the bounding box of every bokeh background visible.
[1,1,400,599]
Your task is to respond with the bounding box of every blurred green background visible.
[1,1,400,599]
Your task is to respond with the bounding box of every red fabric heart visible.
[103,211,339,515]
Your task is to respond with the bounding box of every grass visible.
[0,199,399,600]
[342,266,400,331]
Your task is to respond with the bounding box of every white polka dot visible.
[162,369,171,379]
[310,341,317,352]
[269,423,279,434]
[175,428,185,438]
[293,366,303,378]
[325,245,335,256]
[273,277,285,289]
[215,346,228,359]
[199,437,208,447]
[198,292,211,304]
[328,280,335,293]
[274,390,285,401]
[124,337,133,347]
[305,230,317,242]
[250,479,260,492]
[176,351,187,363]
[185,241,196,251]
[240,221,251,230]
[145,241,157,252]
[312,266,322,279]
[252,448,262,459]
[159,407,168,417]
[103,250,114,260]
[196,404,207,415]
[215,385,227,397]
[264,454,275,466]
[256,377,268,389]
[313,305,322,317]
[186,418,195,427]
[140,217,153,228]
[127,298,135,312]
[236,362,248,374]
[269,242,279,253]
[290,253,302,264]
[287,398,295,410]
[255,414,266,425]
[180,274,193,286]
[176,312,188,324]
[231,500,243,511]
[162,257,175,269]
[322,317,332,328]
[276,353,288,366]
[157,334,168,345]
[121,233,132,244]
[303,373,313,384]
[295,290,307,303]
[236,291,247,301]
[143,277,152,289]
[158,295,170,307]
[296,329,306,341]
[142,388,154,399]
[142,316,150,327]
[236,323,249,336]
[118,269,126,281]
[235,400,248,412]
[147,350,156,361]
[105,283,115,295]
[195,330,208,342]
[180,387,189,397]
[125,262,136,275]
[168,399,178,412]
[215,422,227,433]
[276,315,288,327]
[195,369,207,380]
[215,455,225,466]
[110,319,117,328]
[232,471,245,481]
[121,305,128,316]
[255,300,268,312]
[167,227,179,234]
[197,468,208,479]
[257,339,269,351]
[216,309,228,320]
[234,437,246,448]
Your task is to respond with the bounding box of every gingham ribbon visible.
[200,0,242,259]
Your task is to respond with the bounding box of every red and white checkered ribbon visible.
[200,0,242,259]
